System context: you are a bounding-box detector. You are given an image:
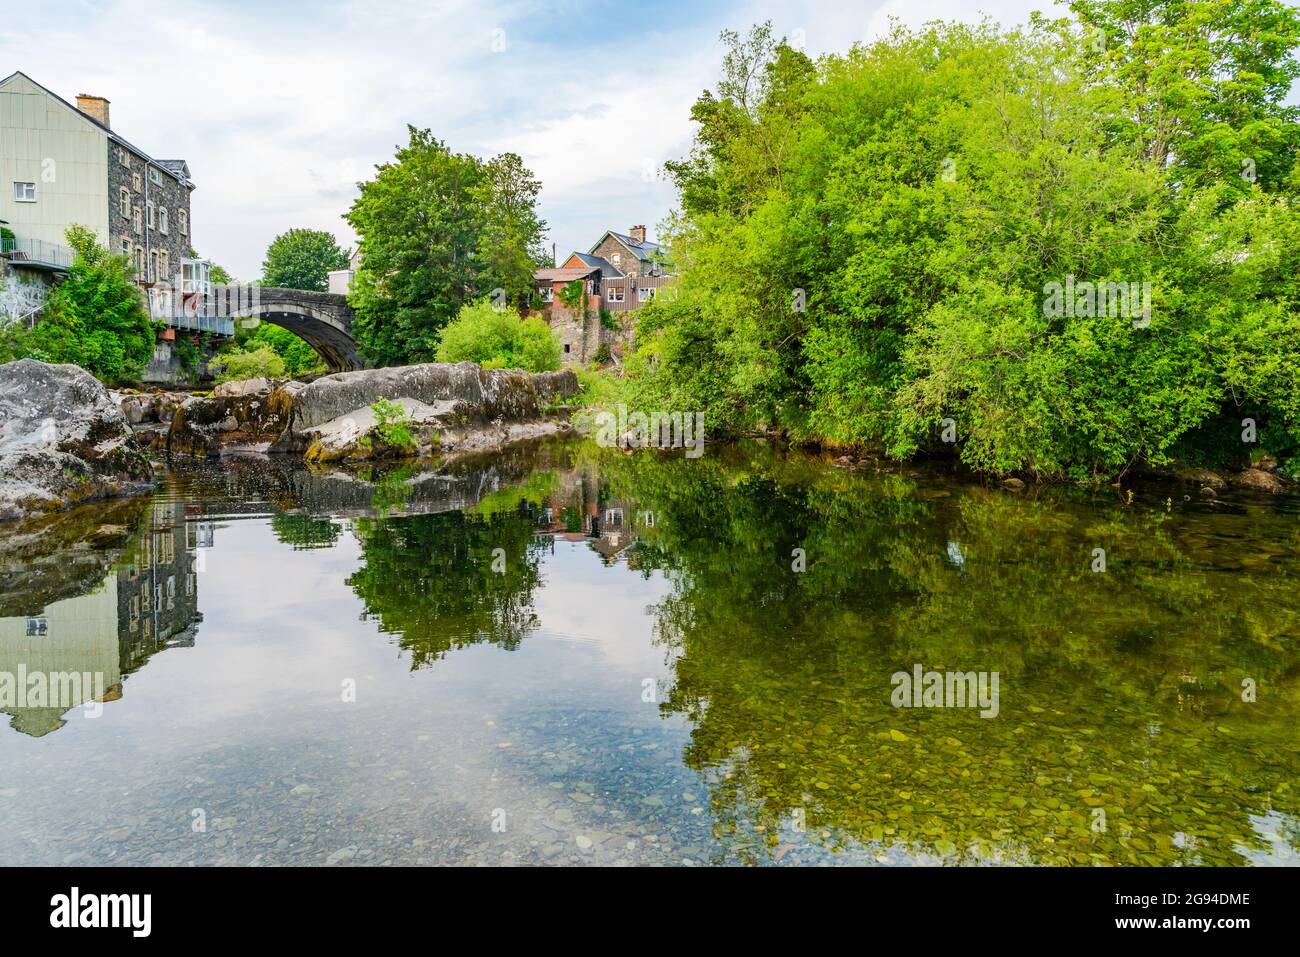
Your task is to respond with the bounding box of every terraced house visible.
[0,71,204,293]
[534,225,675,364]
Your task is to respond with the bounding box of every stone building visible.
[533,225,676,365]
[0,71,199,287]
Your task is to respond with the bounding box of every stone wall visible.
[591,234,648,279]
[538,292,607,365]
[105,142,192,285]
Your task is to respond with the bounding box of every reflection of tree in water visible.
[271,513,342,551]
[594,444,1300,866]
[347,485,554,669]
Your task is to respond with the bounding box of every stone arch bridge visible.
[208,286,361,372]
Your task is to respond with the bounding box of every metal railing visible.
[167,311,235,337]
[1,236,75,268]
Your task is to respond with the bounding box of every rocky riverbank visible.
[0,360,155,522]
[157,363,579,463]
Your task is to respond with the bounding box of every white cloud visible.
[1,0,1061,279]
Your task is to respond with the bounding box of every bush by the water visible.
[434,298,561,372]
[209,343,287,383]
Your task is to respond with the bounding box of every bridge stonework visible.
[217,286,361,373]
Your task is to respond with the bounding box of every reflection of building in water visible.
[0,500,204,737]
[531,468,640,566]
[0,574,121,737]
[116,501,204,669]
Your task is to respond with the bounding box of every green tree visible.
[476,152,549,306]
[261,228,350,291]
[434,298,561,371]
[1068,0,1300,194]
[21,225,157,383]
[628,11,1300,479]
[344,128,549,367]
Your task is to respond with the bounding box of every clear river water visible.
[1,438,1297,866]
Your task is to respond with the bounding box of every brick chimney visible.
[76,94,110,128]
[629,224,646,244]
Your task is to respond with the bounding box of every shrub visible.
[370,397,416,451]
[434,298,561,371]
[19,225,157,383]
[209,343,288,383]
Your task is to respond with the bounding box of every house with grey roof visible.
[533,225,676,365]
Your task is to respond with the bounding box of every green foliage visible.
[209,342,287,383]
[370,397,416,450]
[558,279,585,311]
[261,228,350,291]
[235,322,327,376]
[18,225,157,383]
[631,8,1300,478]
[434,298,561,372]
[345,128,548,366]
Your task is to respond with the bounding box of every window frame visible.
[607,285,624,303]
[159,207,168,234]
[148,167,162,186]
[13,181,37,202]
[119,186,131,217]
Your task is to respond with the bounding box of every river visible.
[0,438,1296,866]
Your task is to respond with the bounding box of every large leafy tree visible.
[1069,0,1300,194]
[629,7,1300,479]
[260,228,350,291]
[345,128,548,367]
[476,152,549,305]
[21,225,157,383]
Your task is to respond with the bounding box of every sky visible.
[3,0,1061,278]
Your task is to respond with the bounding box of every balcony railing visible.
[1,236,75,269]
[169,311,235,337]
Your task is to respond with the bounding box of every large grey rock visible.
[0,359,154,521]
[270,362,579,461]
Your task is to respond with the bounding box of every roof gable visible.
[0,71,191,189]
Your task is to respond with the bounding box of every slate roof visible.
[565,252,622,277]
[591,230,662,262]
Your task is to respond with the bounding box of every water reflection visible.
[0,499,204,736]
[0,439,1296,865]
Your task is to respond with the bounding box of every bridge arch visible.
[219,286,362,373]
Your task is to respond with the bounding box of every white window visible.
[159,208,168,234]
[607,285,624,303]
[149,168,162,185]
[178,209,188,237]
[117,147,129,167]
[639,286,656,302]
[611,253,621,265]
[133,207,142,234]
[540,286,553,303]
[149,249,158,281]
[120,237,131,256]
[119,187,131,217]
[146,202,155,229]
[160,249,170,280]
[132,172,142,192]
[13,182,36,202]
